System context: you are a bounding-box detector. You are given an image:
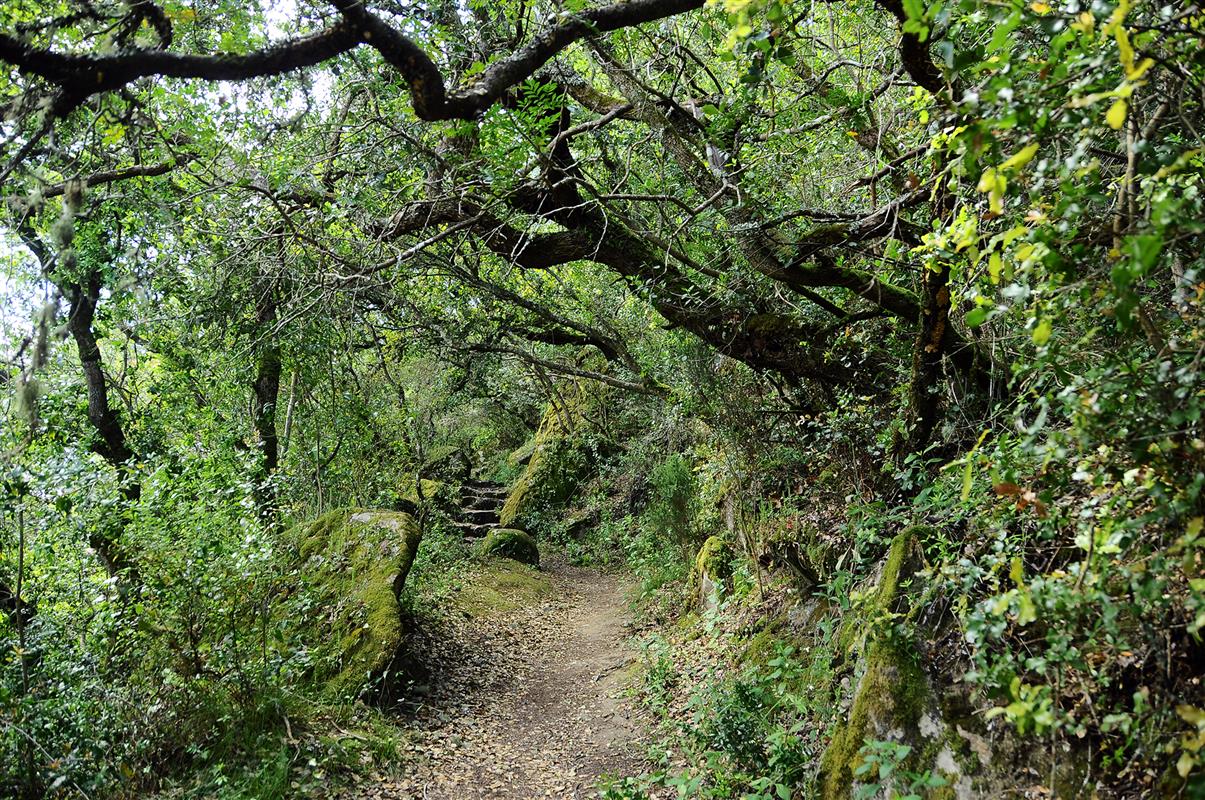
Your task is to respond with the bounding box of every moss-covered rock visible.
[286,509,423,700]
[499,381,600,530]
[738,616,789,666]
[760,520,838,589]
[820,527,935,799]
[420,444,473,481]
[689,535,736,612]
[820,635,930,798]
[395,476,444,511]
[835,526,931,656]
[507,436,537,469]
[475,527,540,566]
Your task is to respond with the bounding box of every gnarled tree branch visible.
[1,0,712,120]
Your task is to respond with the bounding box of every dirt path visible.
[351,554,649,799]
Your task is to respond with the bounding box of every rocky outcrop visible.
[819,528,942,798]
[499,377,602,532]
[816,526,1048,799]
[286,509,423,699]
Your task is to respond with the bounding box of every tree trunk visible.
[64,272,139,579]
[251,287,281,529]
[900,261,953,457]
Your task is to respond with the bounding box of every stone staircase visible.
[453,478,508,540]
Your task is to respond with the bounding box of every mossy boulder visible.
[286,509,423,700]
[738,616,790,666]
[820,527,937,799]
[507,436,537,469]
[564,506,600,539]
[499,381,601,530]
[759,519,837,589]
[475,527,540,566]
[420,444,472,481]
[820,635,931,798]
[397,476,445,511]
[690,535,737,612]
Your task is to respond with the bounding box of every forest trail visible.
[348,554,648,799]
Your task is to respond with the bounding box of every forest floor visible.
[341,553,651,799]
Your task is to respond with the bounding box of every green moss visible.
[737,617,788,666]
[499,378,602,530]
[820,636,929,799]
[398,476,444,508]
[836,527,928,657]
[500,438,589,529]
[688,535,737,609]
[507,436,537,468]
[695,535,736,576]
[420,444,471,480]
[746,313,789,333]
[820,527,933,799]
[297,509,351,560]
[454,559,553,618]
[475,527,540,566]
[285,509,423,700]
[878,526,922,610]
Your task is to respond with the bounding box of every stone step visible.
[452,520,492,539]
[461,486,508,499]
[463,479,506,490]
[464,496,504,512]
[461,495,507,509]
[462,487,507,499]
[462,508,499,525]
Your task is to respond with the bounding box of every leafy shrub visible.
[645,454,700,550]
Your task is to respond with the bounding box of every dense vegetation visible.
[1,0,1203,797]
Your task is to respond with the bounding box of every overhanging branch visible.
[1,0,712,121]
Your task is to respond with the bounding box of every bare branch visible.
[39,162,175,198]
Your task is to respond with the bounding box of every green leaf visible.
[1032,319,1052,346]
[1000,142,1039,171]
[902,0,925,21]
[988,252,1003,284]
[1126,233,1163,275]
[1017,591,1037,625]
[965,307,990,327]
[988,9,1022,52]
